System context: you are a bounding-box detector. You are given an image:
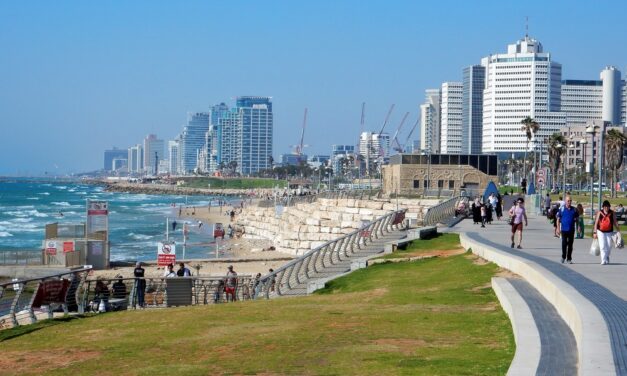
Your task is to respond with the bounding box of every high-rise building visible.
[481,36,565,155]
[127,144,143,174]
[420,89,441,153]
[439,82,463,154]
[210,107,241,172]
[600,66,622,124]
[143,134,164,175]
[561,80,603,126]
[359,132,391,159]
[331,144,355,174]
[462,65,485,154]
[103,147,127,171]
[168,140,180,175]
[236,96,273,175]
[179,112,210,174]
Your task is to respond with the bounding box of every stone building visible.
[382,154,498,196]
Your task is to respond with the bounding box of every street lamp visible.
[586,124,599,222]
[580,138,588,192]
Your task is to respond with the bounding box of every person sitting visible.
[163,264,177,278]
[616,204,625,222]
[112,276,127,299]
[93,279,110,311]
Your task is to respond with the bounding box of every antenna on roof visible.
[525,16,529,38]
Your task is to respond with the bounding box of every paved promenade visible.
[451,212,627,375]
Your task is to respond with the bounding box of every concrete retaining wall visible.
[237,198,438,255]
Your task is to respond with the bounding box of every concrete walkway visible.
[451,213,627,375]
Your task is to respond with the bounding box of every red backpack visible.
[598,211,613,232]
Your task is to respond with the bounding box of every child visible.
[480,203,487,228]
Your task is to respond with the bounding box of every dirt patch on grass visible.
[465,253,490,265]
[371,338,427,355]
[398,247,466,259]
[468,282,492,292]
[0,349,101,373]
[495,268,521,279]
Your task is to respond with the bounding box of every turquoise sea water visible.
[0,179,234,261]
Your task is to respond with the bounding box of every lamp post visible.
[567,139,575,192]
[586,124,598,223]
[580,138,588,192]
[597,121,607,212]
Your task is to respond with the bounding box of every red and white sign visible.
[45,241,57,255]
[157,242,176,266]
[87,201,108,215]
[63,241,74,253]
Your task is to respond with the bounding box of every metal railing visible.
[423,195,470,226]
[0,267,91,330]
[257,189,381,208]
[0,250,43,265]
[255,208,406,299]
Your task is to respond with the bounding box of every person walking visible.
[576,204,585,239]
[495,194,503,221]
[509,198,528,248]
[544,193,551,216]
[472,198,481,225]
[225,265,238,302]
[593,200,620,265]
[521,178,527,194]
[556,195,578,264]
[133,262,146,308]
[480,202,487,228]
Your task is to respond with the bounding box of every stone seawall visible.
[237,197,439,255]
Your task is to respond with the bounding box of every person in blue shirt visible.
[556,195,579,264]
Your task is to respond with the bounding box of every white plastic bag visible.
[612,232,624,249]
[590,239,600,256]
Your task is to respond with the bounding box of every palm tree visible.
[605,129,627,197]
[547,132,566,190]
[520,116,540,182]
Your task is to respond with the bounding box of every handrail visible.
[257,189,381,208]
[256,208,406,298]
[423,195,470,226]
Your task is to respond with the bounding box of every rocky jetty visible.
[103,181,274,197]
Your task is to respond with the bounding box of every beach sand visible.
[93,201,291,280]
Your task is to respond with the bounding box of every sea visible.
[0,179,235,262]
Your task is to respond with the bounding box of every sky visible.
[1,0,627,175]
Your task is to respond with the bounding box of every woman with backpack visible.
[593,200,621,265]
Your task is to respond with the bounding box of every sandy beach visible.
[92,200,291,280]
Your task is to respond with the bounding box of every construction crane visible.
[391,112,410,153]
[377,104,396,136]
[399,115,420,153]
[290,108,309,163]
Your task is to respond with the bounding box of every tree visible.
[520,116,540,182]
[547,132,566,190]
[605,129,627,197]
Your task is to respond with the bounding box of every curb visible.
[460,232,614,376]
[491,277,541,376]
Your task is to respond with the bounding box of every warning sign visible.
[157,242,176,266]
[46,241,57,255]
[63,241,74,253]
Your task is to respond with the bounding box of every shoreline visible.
[101,181,277,197]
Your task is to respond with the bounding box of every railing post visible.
[10,282,25,327]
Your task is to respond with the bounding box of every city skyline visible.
[2,1,627,175]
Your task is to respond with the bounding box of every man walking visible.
[556,195,578,264]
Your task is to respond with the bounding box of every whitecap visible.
[13,218,33,223]
[128,232,152,241]
[51,202,72,207]
[0,231,13,237]
[26,197,40,200]
[56,186,67,190]
[38,192,50,196]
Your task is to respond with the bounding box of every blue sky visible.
[1,1,626,175]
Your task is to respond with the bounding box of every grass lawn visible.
[0,247,514,375]
[180,177,287,189]
[381,233,463,260]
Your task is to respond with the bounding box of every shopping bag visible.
[590,239,600,256]
[612,232,624,249]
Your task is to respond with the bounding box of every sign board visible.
[31,279,70,308]
[63,241,74,253]
[157,242,176,266]
[213,223,225,239]
[86,199,109,235]
[537,177,545,186]
[46,240,57,255]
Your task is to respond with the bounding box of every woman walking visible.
[593,200,620,265]
[509,198,528,249]
[576,204,585,239]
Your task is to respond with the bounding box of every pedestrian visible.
[225,265,238,302]
[556,195,578,264]
[521,178,527,194]
[472,198,481,225]
[268,268,276,292]
[576,204,585,239]
[509,198,528,249]
[230,210,235,222]
[198,220,203,229]
[544,193,551,216]
[593,200,620,265]
[480,202,487,228]
[172,220,177,232]
[163,263,177,278]
[228,224,234,239]
[495,194,503,220]
[177,262,191,277]
[133,262,146,308]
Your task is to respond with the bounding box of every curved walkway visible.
[451,213,627,375]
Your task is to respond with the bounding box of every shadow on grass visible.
[0,314,93,342]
